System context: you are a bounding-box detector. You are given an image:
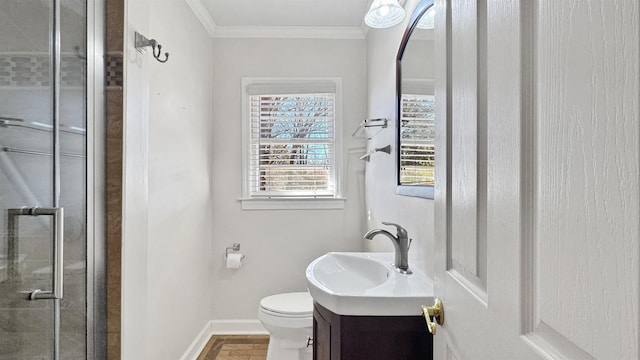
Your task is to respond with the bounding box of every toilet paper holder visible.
[226,243,245,260]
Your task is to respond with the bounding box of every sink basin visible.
[306,252,434,316]
[307,252,390,294]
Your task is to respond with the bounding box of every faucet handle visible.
[381,222,408,238]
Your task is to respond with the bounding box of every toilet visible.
[258,292,314,360]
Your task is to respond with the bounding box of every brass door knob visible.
[421,298,444,334]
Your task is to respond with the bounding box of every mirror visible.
[396,0,435,199]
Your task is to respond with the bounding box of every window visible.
[399,94,435,186]
[241,78,344,210]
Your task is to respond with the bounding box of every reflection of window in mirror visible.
[400,93,434,186]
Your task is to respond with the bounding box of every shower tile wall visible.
[0,55,50,86]
[0,54,85,87]
[106,0,124,359]
[105,55,123,87]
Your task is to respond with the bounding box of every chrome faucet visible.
[364,222,412,274]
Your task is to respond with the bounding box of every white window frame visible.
[240,77,345,210]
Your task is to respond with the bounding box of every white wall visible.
[122,0,150,358]
[210,37,367,322]
[364,0,435,277]
[146,1,214,359]
[123,0,214,358]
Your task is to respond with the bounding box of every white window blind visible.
[248,91,337,198]
[400,94,435,186]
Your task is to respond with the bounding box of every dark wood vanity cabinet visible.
[312,303,433,360]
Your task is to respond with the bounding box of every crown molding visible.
[184,0,216,37]
[183,0,366,40]
[212,26,365,39]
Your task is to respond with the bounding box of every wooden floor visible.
[197,335,269,360]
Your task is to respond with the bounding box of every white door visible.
[431,0,639,359]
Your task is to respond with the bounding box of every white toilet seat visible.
[258,292,313,329]
[259,307,312,319]
[259,292,313,316]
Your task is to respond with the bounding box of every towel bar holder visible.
[360,144,392,162]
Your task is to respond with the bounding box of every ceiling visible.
[198,0,372,29]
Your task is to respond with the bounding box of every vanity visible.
[313,303,432,360]
[305,252,434,360]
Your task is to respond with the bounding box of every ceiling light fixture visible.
[364,0,406,29]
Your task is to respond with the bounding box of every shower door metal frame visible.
[86,0,107,358]
[53,0,63,357]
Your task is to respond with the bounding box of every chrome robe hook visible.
[135,31,169,63]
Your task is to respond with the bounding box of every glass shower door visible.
[0,0,88,359]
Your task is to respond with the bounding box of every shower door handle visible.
[8,206,64,300]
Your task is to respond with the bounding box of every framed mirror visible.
[396,0,435,199]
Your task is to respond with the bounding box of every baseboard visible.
[211,319,268,335]
[179,320,213,360]
[179,319,268,360]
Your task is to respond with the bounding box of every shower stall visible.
[0,0,105,359]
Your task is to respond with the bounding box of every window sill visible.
[239,197,346,210]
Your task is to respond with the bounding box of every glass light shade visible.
[365,0,406,29]
[416,6,435,29]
